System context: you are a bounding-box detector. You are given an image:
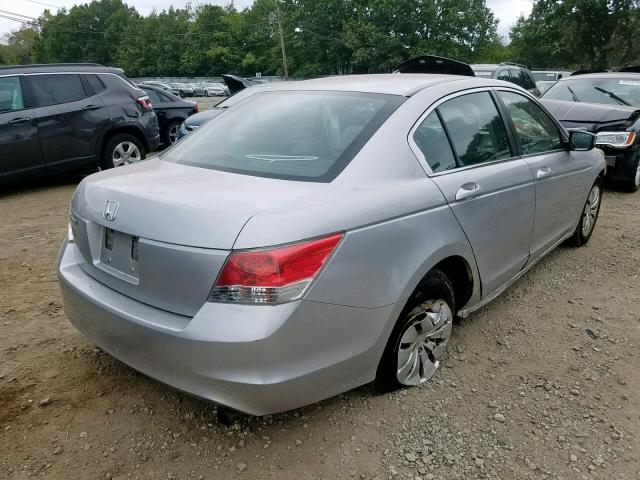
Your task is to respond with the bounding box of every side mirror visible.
[568,129,596,151]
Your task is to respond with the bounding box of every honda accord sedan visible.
[57,74,605,416]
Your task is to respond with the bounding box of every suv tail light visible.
[209,233,343,304]
[137,96,153,110]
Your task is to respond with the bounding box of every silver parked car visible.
[57,74,605,416]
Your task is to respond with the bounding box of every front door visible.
[0,75,44,182]
[414,91,536,296]
[496,89,593,260]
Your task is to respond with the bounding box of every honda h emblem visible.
[103,200,119,221]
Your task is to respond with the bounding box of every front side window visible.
[30,74,87,107]
[438,92,512,167]
[413,111,457,173]
[162,90,403,182]
[499,91,564,155]
[0,76,25,113]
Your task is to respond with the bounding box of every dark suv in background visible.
[0,63,160,185]
[471,62,542,97]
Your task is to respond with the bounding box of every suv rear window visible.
[162,91,403,182]
[30,74,87,107]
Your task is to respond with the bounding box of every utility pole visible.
[276,5,289,80]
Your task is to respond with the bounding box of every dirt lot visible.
[0,178,638,480]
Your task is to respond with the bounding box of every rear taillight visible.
[137,96,153,110]
[209,233,343,304]
[194,104,200,113]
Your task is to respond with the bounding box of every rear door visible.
[496,89,592,260]
[413,90,536,296]
[0,75,44,181]
[27,73,110,173]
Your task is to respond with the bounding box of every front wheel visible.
[101,134,146,170]
[376,269,455,391]
[621,151,640,192]
[567,179,602,247]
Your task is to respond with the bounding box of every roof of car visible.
[470,64,499,71]
[266,74,482,96]
[0,63,125,75]
[558,72,640,81]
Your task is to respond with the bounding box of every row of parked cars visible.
[140,80,230,97]
[2,59,640,192]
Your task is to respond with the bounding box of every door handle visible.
[536,166,551,179]
[7,117,31,124]
[455,182,481,201]
[82,104,102,111]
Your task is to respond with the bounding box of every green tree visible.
[1,27,39,65]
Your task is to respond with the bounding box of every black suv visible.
[0,63,160,185]
[471,62,542,97]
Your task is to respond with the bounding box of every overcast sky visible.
[0,0,533,39]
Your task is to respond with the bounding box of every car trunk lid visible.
[69,159,324,316]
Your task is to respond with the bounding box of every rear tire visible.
[164,120,182,146]
[566,178,602,247]
[376,269,455,392]
[100,134,146,170]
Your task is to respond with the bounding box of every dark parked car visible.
[139,84,199,145]
[541,73,640,191]
[0,63,160,185]
[471,63,542,97]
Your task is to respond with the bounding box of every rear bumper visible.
[57,240,395,415]
[148,133,161,152]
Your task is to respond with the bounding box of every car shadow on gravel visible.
[0,174,86,200]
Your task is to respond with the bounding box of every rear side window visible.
[0,76,24,113]
[86,74,106,94]
[516,70,537,90]
[438,92,512,166]
[497,69,511,81]
[30,74,87,107]
[162,91,403,182]
[499,91,563,155]
[144,89,164,104]
[413,111,457,173]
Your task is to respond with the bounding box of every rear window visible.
[162,90,403,182]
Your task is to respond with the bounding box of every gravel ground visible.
[0,178,638,480]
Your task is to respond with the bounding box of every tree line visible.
[1,0,639,77]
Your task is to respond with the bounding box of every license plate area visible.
[97,228,140,284]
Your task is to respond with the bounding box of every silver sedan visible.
[57,74,605,415]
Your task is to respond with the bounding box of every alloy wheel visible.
[168,124,180,144]
[112,141,142,167]
[581,184,601,237]
[396,299,453,386]
[635,161,640,187]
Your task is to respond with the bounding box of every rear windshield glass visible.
[162,90,403,182]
